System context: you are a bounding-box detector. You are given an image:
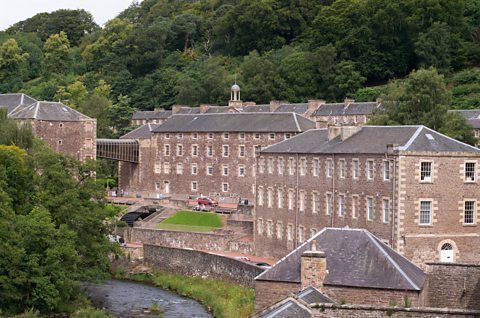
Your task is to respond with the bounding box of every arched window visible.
[440,242,454,263]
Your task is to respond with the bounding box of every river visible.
[83,279,213,318]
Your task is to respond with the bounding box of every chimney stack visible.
[328,124,362,141]
[172,105,183,114]
[301,240,327,290]
[308,100,326,115]
[199,104,212,113]
[270,100,287,112]
[344,98,355,106]
[328,125,342,141]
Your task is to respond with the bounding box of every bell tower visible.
[229,80,242,107]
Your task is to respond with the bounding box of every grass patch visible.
[157,211,223,232]
[126,272,255,318]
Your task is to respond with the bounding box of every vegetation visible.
[157,210,223,232]
[127,272,255,318]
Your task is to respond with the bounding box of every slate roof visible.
[255,298,311,318]
[242,105,271,112]
[275,103,309,114]
[10,101,92,122]
[261,125,480,154]
[0,93,37,115]
[153,113,315,133]
[120,123,161,139]
[131,110,172,120]
[448,110,480,129]
[255,228,427,291]
[313,102,380,116]
[297,287,334,304]
[175,107,201,114]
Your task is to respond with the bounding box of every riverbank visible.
[118,271,255,318]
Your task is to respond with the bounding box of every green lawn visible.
[157,211,223,232]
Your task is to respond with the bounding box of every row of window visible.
[258,157,391,181]
[161,132,292,140]
[257,188,391,222]
[155,162,249,177]
[257,220,315,243]
[420,161,477,182]
[154,181,230,193]
[163,144,262,158]
[419,200,477,225]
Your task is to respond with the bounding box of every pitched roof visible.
[10,101,92,122]
[255,228,427,291]
[131,110,172,120]
[175,107,201,114]
[275,103,309,114]
[261,125,480,154]
[448,110,480,129]
[242,105,271,113]
[254,298,311,318]
[297,287,334,304]
[120,123,161,139]
[153,113,315,133]
[0,93,37,115]
[313,102,380,116]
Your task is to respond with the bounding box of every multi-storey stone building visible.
[449,109,480,142]
[138,112,316,199]
[255,124,480,266]
[0,94,97,161]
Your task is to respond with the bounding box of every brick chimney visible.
[308,100,326,115]
[328,125,342,141]
[172,105,183,114]
[341,125,362,141]
[154,107,165,112]
[270,100,287,112]
[199,104,212,113]
[301,240,327,290]
[344,98,355,106]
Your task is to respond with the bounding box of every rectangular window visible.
[299,191,305,212]
[222,165,229,176]
[339,160,345,178]
[353,159,359,179]
[254,133,260,140]
[327,159,333,177]
[176,163,183,174]
[208,133,214,139]
[222,145,229,157]
[163,162,170,174]
[420,162,432,182]
[258,187,264,206]
[192,133,198,139]
[191,181,198,191]
[258,157,265,174]
[239,133,245,140]
[223,133,229,139]
[266,220,273,237]
[155,182,161,190]
[310,228,317,238]
[257,218,263,235]
[419,200,432,225]
[164,144,170,156]
[383,199,390,223]
[339,194,345,217]
[287,224,293,241]
[277,189,283,208]
[352,195,359,218]
[268,158,273,174]
[289,158,295,175]
[313,159,319,177]
[284,133,291,140]
[288,190,294,210]
[384,161,390,181]
[191,145,198,156]
[176,133,183,139]
[326,193,332,215]
[464,201,475,224]
[239,145,245,157]
[465,162,476,182]
[207,165,213,176]
[177,145,183,156]
[238,165,245,177]
[367,160,374,180]
[298,226,305,243]
[312,192,319,214]
[276,223,283,239]
[165,133,170,139]
[269,133,275,140]
[154,163,161,174]
[278,157,284,175]
[222,183,229,192]
[207,145,213,157]
[191,164,197,175]
[367,197,374,221]
[300,158,307,176]
[268,188,273,208]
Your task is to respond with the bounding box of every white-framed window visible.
[176,144,183,156]
[383,199,390,223]
[176,163,183,174]
[464,200,476,225]
[222,145,229,157]
[258,157,265,174]
[191,163,197,175]
[352,195,359,218]
[367,197,374,221]
[207,145,213,157]
[258,187,264,206]
[339,160,345,178]
[419,200,432,225]
[266,220,273,237]
[263,188,271,208]
[163,162,170,174]
[298,226,305,243]
[254,133,260,140]
[164,144,170,156]
[310,228,317,238]
[239,132,245,140]
[299,191,305,212]
[165,133,170,139]
[192,133,198,139]
[154,163,161,174]
[222,183,229,192]
[257,218,264,235]
[327,159,333,177]
[277,189,283,208]
[420,161,432,182]
[206,165,213,176]
[288,190,294,210]
[353,159,359,179]
[289,158,295,175]
[465,162,476,182]
[238,165,245,177]
[223,133,229,139]
[384,161,390,181]
[155,182,161,190]
[326,192,332,215]
[238,145,245,157]
[367,160,374,180]
[191,144,198,156]
[287,224,293,241]
[208,133,214,139]
[312,192,319,214]
[339,194,345,217]
[222,165,229,176]
[284,133,291,140]
[300,158,307,176]
[176,133,183,139]
[276,222,283,239]
[269,133,275,140]
[191,181,198,191]
[267,158,274,174]
[313,159,319,177]
[278,157,285,175]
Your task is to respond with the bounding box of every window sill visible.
[464,181,477,184]
[418,224,433,227]
[462,223,477,227]
[419,180,433,184]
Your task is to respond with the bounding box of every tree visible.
[415,22,456,73]
[0,38,29,91]
[109,95,136,137]
[43,32,72,76]
[54,80,88,109]
[330,60,366,100]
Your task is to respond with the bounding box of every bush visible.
[70,308,111,318]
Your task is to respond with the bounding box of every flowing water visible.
[83,279,213,318]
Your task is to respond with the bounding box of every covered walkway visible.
[97,139,139,163]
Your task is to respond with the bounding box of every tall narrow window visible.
[313,159,319,176]
[191,181,198,191]
[222,183,229,192]
[312,192,319,214]
[367,197,374,220]
[267,188,273,208]
[353,159,359,179]
[299,191,305,212]
[367,160,374,180]
[287,224,293,241]
[277,189,283,208]
[222,145,229,157]
[326,193,332,215]
[177,145,183,156]
[222,165,229,176]
[164,144,170,156]
[339,194,345,216]
[420,162,432,182]
[465,162,476,182]
[207,165,213,176]
[289,158,295,175]
[300,159,307,176]
[384,161,390,180]
[258,157,265,174]
[327,159,333,177]
[191,164,197,175]
[268,158,273,174]
[298,226,305,243]
[257,219,263,235]
[238,165,245,177]
[464,200,475,224]
[266,220,273,237]
[176,163,183,174]
[288,190,294,210]
[339,160,345,178]
[276,223,283,239]
[207,145,213,157]
[191,145,198,156]
[352,195,359,218]
[163,162,170,174]
[278,157,284,175]
[383,199,390,223]
[239,145,245,157]
[419,200,432,225]
[258,187,264,206]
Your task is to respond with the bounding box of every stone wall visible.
[144,244,263,287]
[255,280,301,311]
[312,304,480,318]
[424,263,480,310]
[126,227,253,255]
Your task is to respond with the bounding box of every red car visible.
[197,197,218,206]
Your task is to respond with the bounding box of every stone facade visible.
[255,280,302,310]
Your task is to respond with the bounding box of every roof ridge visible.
[293,113,300,132]
[422,126,480,152]
[398,126,424,150]
[33,102,40,119]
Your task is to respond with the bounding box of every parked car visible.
[247,261,272,270]
[193,204,211,212]
[197,197,218,206]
